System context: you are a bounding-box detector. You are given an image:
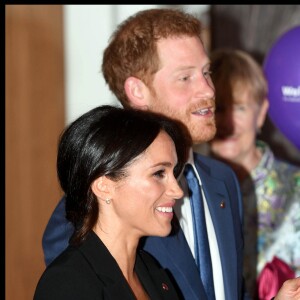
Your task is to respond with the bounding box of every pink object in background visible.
[257,256,295,300]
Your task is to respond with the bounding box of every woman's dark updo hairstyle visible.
[57,105,191,245]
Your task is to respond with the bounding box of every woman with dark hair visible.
[34,105,191,300]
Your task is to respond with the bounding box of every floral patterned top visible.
[242,140,300,299]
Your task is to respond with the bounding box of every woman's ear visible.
[124,76,149,109]
[91,176,113,200]
[257,98,269,129]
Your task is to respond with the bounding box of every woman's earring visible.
[105,198,111,204]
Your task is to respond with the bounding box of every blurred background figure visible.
[208,48,300,300]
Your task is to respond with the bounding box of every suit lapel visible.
[79,232,136,300]
[194,157,238,299]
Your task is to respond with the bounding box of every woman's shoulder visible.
[34,246,103,299]
[38,246,91,283]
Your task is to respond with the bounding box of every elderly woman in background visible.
[209,48,300,300]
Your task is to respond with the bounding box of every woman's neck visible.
[93,227,150,299]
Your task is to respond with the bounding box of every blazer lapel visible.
[194,157,238,299]
[79,232,136,300]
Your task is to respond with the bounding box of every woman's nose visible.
[168,177,184,200]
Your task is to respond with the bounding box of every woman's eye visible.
[153,169,166,178]
[234,104,247,111]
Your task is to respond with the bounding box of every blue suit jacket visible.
[42,153,249,300]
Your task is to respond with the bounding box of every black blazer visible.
[34,231,179,300]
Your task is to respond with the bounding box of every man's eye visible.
[179,76,190,81]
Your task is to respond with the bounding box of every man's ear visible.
[91,176,113,200]
[124,76,149,109]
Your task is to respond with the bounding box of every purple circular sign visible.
[263,25,300,150]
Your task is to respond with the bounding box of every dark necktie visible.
[184,164,215,300]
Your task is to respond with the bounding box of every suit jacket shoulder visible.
[193,152,237,177]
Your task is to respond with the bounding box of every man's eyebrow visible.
[175,62,211,71]
[173,66,196,72]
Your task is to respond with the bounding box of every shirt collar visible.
[178,148,202,185]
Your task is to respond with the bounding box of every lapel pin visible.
[162,283,169,290]
[220,201,225,208]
